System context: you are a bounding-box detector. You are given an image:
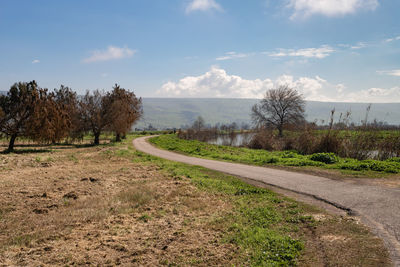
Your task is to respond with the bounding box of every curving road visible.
[134,136,400,265]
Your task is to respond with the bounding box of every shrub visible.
[248,130,276,150]
[310,153,338,164]
[281,151,297,158]
[386,157,400,163]
[264,157,279,164]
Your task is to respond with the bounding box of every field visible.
[150,134,400,179]
[0,135,391,266]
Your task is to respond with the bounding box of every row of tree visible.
[0,81,142,152]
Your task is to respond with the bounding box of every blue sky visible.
[1,0,399,102]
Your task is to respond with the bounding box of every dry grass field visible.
[0,136,392,266]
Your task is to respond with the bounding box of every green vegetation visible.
[150,134,400,176]
[115,135,317,265]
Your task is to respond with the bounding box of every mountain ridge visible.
[135,98,400,129]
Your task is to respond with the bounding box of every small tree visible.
[0,81,40,151]
[251,85,305,137]
[78,90,113,145]
[192,116,205,131]
[27,86,78,144]
[108,84,142,142]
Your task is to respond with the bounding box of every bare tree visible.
[0,81,40,151]
[78,90,113,145]
[251,85,305,137]
[108,84,142,141]
[192,116,205,131]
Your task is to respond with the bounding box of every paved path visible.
[134,136,400,265]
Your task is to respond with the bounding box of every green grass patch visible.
[149,134,400,176]
[108,134,327,265]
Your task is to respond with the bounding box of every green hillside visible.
[134,98,400,129]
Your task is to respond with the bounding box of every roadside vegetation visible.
[0,134,391,266]
[150,134,400,177]
[172,86,400,178]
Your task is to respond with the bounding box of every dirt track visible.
[134,135,400,266]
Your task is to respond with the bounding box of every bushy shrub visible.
[338,160,399,173]
[264,157,279,164]
[280,151,298,158]
[248,130,276,150]
[386,157,400,163]
[310,153,338,164]
[294,129,318,155]
[315,133,342,155]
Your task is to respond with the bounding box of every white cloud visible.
[83,46,136,63]
[287,0,379,19]
[158,67,273,98]
[377,70,400,77]
[344,87,400,103]
[186,0,222,13]
[32,59,40,64]
[267,45,334,59]
[385,36,400,43]
[157,67,338,100]
[350,42,367,49]
[216,51,252,61]
[158,67,400,102]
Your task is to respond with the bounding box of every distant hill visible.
[1,91,398,129]
[134,98,400,129]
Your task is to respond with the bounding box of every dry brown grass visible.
[0,143,238,266]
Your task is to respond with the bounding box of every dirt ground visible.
[0,141,392,266]
[0,144,238,266]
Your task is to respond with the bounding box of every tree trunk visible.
[8,134,17,152]
[116,133,121,142]
[94,133,100,145]
[278,126,283,137]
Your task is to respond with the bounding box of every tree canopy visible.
[251,85,305,137]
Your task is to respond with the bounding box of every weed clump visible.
[310,153,338,164]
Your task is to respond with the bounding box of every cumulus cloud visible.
[158,67,400,102]
[267,45,334,59]
[216,52,252,61]
[186,0,222,13]
[377,70,400,77]
[32,59,40,64]
[83,46,136,63]
[344,87,400,103]
[287,0,379,19]
[158,67,339,100]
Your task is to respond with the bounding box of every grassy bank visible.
[150,134,400,177]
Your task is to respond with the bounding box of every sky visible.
[0,0,399,102]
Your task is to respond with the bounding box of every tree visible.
[27,86,78,144]
[78,90,113,145]
[108,84,142,142]
[192,116,205,131]
[0,81,40,151]
[251,85,305,137]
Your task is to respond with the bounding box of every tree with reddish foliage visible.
[0,81,40,152]
[27,86,78,144]
[252,85,305,137]
[108,84,142,142]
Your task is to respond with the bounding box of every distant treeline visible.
[0,81,142,152]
